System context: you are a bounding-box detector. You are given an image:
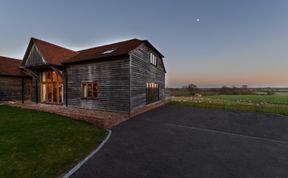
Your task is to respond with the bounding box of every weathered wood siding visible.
[66,58,131,112]
[130,44,166,111]
[24,42,166,112]
[25,45,46,67]
[25,44,45,103]
[0,76,32,101]
[31,73,40,103]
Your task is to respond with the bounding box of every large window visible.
[81,82,99,98]
[150,53,157,66]
[146,82,159,104]
[40,71,63,104]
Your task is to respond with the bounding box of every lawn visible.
[207,94,288,105]
[171,95,288,116]
[0,105,107,178]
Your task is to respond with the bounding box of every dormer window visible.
[150,53,157,66]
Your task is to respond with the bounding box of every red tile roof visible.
[2,38,165,76]
[31,38,78,65]
[0,56,30,77]
[22,37,164,66]
[63,39,144,63]
[22,38,78,66]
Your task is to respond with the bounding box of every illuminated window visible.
[150,53,157,66]
[146,82,159,104]
[81,82,99,98]
[40,71,63,104]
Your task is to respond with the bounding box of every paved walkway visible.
[3,99,170,128]
[70,105,288,178]
[4,101,129,128]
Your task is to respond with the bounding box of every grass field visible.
[207,94,288,105]
[0,105,107,178]
[171,94,288,116]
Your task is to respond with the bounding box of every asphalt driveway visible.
[71,105,288,178]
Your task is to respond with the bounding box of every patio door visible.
[40,71,63,104]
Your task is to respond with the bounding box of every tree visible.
[187,83,198,96]
[187,83,197,89]
[220,86,232,94]
[242,85,248,89]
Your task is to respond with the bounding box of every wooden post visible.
[65,70,68,107]
[21,78,24,104]
[35,79,38,104]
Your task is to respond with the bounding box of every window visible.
[150,53,157,66]
[40,70,63,104]
[102,49,116,54]
[146,82,159,104]
[81,82,99,98]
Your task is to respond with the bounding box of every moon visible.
[196,18,200,22]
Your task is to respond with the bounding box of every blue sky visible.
[0,0,288,87]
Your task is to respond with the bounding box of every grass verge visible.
[171,97,288,116]
[0,105,107,178]
[207,95,288,105]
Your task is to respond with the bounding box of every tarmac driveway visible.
[71,105,288,178]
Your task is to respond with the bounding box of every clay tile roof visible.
[0,56,30,77]
[62,38,145,64]
[22,38,164,66]
[31,38,78,65]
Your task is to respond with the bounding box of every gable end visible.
[24,44,47,67]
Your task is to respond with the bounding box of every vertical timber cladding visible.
[130,44,166,111]
[23,78,32,101]
[0,76,32,101]
[31,73,40,103]
[66,57,131,112]
[25,44,46,103]
[25,45,46,67]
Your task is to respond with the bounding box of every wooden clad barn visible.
[0,56,32,102]
[18,37,166,112]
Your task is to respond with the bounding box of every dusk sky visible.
[0,0,288,88]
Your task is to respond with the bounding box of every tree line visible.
[169,84,276,96]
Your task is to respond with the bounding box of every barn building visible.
[18,37,166,112]
[0,56,31,102]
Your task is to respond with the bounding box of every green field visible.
[207,94,288,105]
[0,105,107,178]
[171,94,288,116]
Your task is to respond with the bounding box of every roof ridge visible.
[0,56,21,61]
[77,38,143,52]
[31,37,77,53]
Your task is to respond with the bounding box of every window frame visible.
[40,70,63,104]
[146,82,159,104]
[150,53,157,66]
[81,81,99,99]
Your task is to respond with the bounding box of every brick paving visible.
[2,99,170,128]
